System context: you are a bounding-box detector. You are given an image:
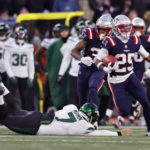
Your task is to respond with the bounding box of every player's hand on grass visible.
[121,128,132,136]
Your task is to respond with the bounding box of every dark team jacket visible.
[81,28,103,71]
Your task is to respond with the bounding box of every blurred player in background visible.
[46,25,70,110]
[58,20,95,108]
[4,26,35,110]
[95,14,150,136]
[71,15,113,108]
[34,23,62,112]
[0,23,11,86]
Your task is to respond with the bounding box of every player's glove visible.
[103,62,118,74]
[9,76,18,84]
[145,69,150,79]
[81,56,93,67]
[57,75,63,86]
[27,79,33,88]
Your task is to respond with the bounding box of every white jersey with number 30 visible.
[4,40,35,79]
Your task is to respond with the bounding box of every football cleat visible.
[113,115,125,129]
[132,101,141,118]
[99,116,109,126]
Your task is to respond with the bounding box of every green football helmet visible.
[0,23,10,40]
[75,20,85,38]
[79,103,99,124]
[85,20,95,28]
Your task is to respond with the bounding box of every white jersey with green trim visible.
[4,40,35,79]
[0,38,14,73]
[37,105,95,135]
[41,38,57,50]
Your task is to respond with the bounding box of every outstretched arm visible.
[71,39,87,60]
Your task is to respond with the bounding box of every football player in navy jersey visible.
[113,17,150,128]
[95,14,150,136]
[71,15,113,108]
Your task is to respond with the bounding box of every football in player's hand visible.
[102,55,117,66]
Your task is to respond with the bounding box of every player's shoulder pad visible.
[25,43,34,50]
[132,35,140,44]
[147,34,150,42]
[4,38,15,49]
[63,104,78,112]
[105,36,116,46]
[82,28,94,40]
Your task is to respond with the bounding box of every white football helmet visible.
[95,14,113,40]
[113,15,132,39]
[132,17,145,37]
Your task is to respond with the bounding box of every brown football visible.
[102,55,117,66]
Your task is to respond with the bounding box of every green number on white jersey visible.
[12,53,27,66]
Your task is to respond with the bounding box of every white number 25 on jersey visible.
[115,53,135,73]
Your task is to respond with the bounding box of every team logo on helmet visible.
[113,15,132,39]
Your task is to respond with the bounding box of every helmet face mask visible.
[79,103,99,124]
[75,20,85,38]
[96,26,112,40]
[14,27,27,45]
[95,15,113,40]
[132,17,145,37]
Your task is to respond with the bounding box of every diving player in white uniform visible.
[0,82,131,136]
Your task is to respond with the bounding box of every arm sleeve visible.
[58,44,72,76]
[138,45,149,58]
[4,49,14,78]
[86,130,118,136]
[28,46,35,80]
[96,48,109,60]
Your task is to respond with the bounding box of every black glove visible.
[57,75,63,86]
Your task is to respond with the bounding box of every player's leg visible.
[126,73,150,132]
[19,77,34,110]
[88,70,104,107]
[69,75,79,108]
[108,81,132,117]
[77,66,90,106]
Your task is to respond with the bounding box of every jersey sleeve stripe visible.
[147,34,150,42]
[106,37,116,46]
[108,83,122,114]
[97,79,104,92]
[133,35,139,44]
[87,28,94,40]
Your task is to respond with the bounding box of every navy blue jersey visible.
[133,34,150,73]
[82,28,103,60]
[82,28,103,71]
[102,35,141,76]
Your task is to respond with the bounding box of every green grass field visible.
[0,126,149,150]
